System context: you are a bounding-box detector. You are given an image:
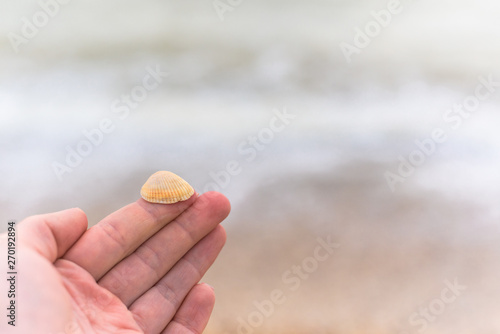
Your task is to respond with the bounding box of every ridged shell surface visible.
[141,171,194,204]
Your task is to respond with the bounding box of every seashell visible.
[141,171,195,204]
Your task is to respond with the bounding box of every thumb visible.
[17,208,88,262]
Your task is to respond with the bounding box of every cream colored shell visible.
[140,171,194,204]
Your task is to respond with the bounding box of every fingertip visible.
[198,191,231,221]
[69,207,89,228]
[163,283,216,333]
[135,193,198,226]
[71,207,86,217]
[213,224,227,248]
[52,208,88,236]
[192,283,216,313]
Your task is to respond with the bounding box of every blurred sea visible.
[1,0,500,332]
[1,0,500,222]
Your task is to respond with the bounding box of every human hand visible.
[0,192,230,334]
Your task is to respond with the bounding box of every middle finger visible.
[97,192,230,306]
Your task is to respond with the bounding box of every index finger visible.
[63,194,197,280]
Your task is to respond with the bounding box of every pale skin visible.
[0,191,230,334]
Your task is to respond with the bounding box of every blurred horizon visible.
[1,0,500,333]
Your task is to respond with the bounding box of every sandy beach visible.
[202,161,500,333]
